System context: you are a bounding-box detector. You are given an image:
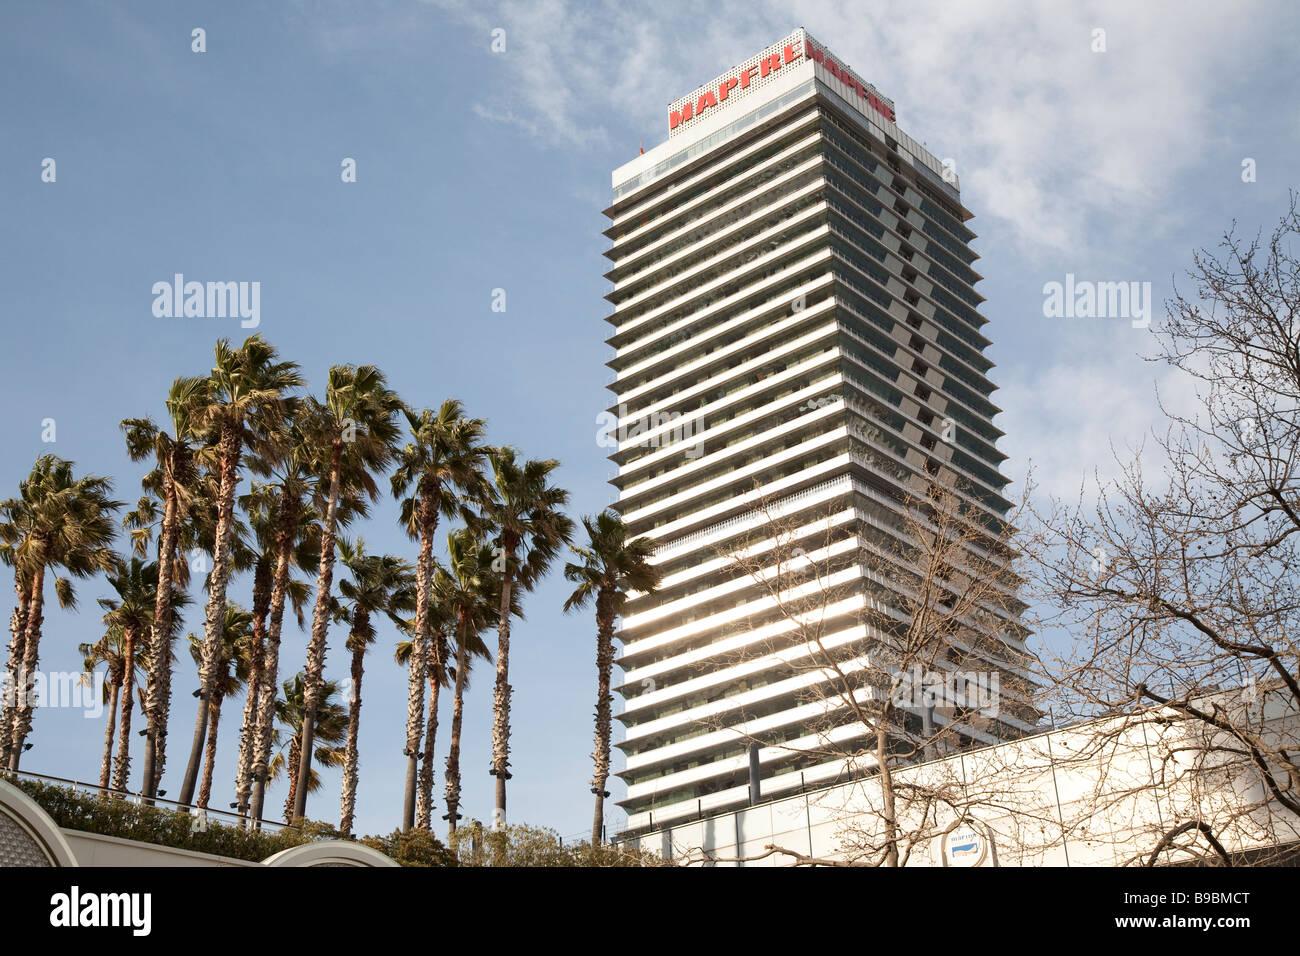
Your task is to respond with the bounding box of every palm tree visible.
[0,455,122,769]
[392,616,451,832]
[177,335,302,810]
[292,365,402,822]
[123,456,232,800]
[121,374,205,800]
[230,484,277,814]
[243,432,320,824]
[437,528,500,842]
[231,477,320,819]
[170,465,257,805]
[563,511,661,846]
[1,522,31,766]
[98,556,189,792]
[335,538,415,835]
[79,626,135,790]
[269,673,347,824]
[187,605,253,809]
[476,448,572,828]
[390,400,489,832]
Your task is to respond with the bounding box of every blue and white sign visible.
[942,823,989,867]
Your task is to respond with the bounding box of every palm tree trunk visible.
[403,484,437,832]
[111,626,138,792]
[249,493,296,825]
[491,566,515,828]
[284,736,301,824]
[294,442,342,821]
[0,576,30,770]
[178,426,241,807]
[141,480,179,802]
[99,681,120,791]
[148,612,178,797]
[415,648,442,830]
[444,616,470,843]
[198,690,224,809]
[590,592,616,846]
[180,686,209,807]
[9,564,47,771]
[339,642,365,836]
[234,555,270,816]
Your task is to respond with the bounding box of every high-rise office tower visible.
[601,28,1034,837]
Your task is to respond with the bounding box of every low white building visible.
[616,687,1300,866]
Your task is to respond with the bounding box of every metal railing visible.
[4,768,296,833]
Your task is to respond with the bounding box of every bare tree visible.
[1027,196,1300,864]
[677,473,1041,865]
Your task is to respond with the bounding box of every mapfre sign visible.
[668,36,895,132]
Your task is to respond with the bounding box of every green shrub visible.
[15,779,456,866]
[451,822,670,867]
[360,828,458,867]
[16,779,309,863]
[16,780,659,867]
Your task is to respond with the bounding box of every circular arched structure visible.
[262,840,399,867]
[0,777,80,867]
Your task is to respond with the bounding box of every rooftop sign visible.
[667,30,895,136]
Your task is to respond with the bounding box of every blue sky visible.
[0,0,1296,840]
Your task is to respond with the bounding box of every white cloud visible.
[423,0,1284,258]
[996,353,1202,503]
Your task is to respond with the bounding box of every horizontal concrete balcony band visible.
[623,707,878,801]
[606,224,832,335]
[608,159,827,289]
[606,92,820,225]
[621,561,1032,703]
[612,295,835,396]
[834,321,1009,466]
[617,426,848,528]
[821,167,985,285]
[606,241,833,340]
[609,172,826,294]
[830,245,992,351]
[627,453,853,543]
[607,137,823,267]
[613,370,842,477]
[841,442,1010,525]
[618,591,863,679]
[620,702,1017,826]
[621,534,862,634]
[622,698,1013,807]
[607,268,834,357]
[620,562,866,660]
[623,505,861,615]
[826,226,993,352]
[621,621,871,725]
[622,752,858,828]
[607,198,830,313]
[605,110,821,237]
[615,398,843,507]
[611,319,838,424]
[833,298,1004,424]
[624,661,884,770]
[647,474,859,561]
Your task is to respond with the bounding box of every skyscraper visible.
[601,28,1033,838]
